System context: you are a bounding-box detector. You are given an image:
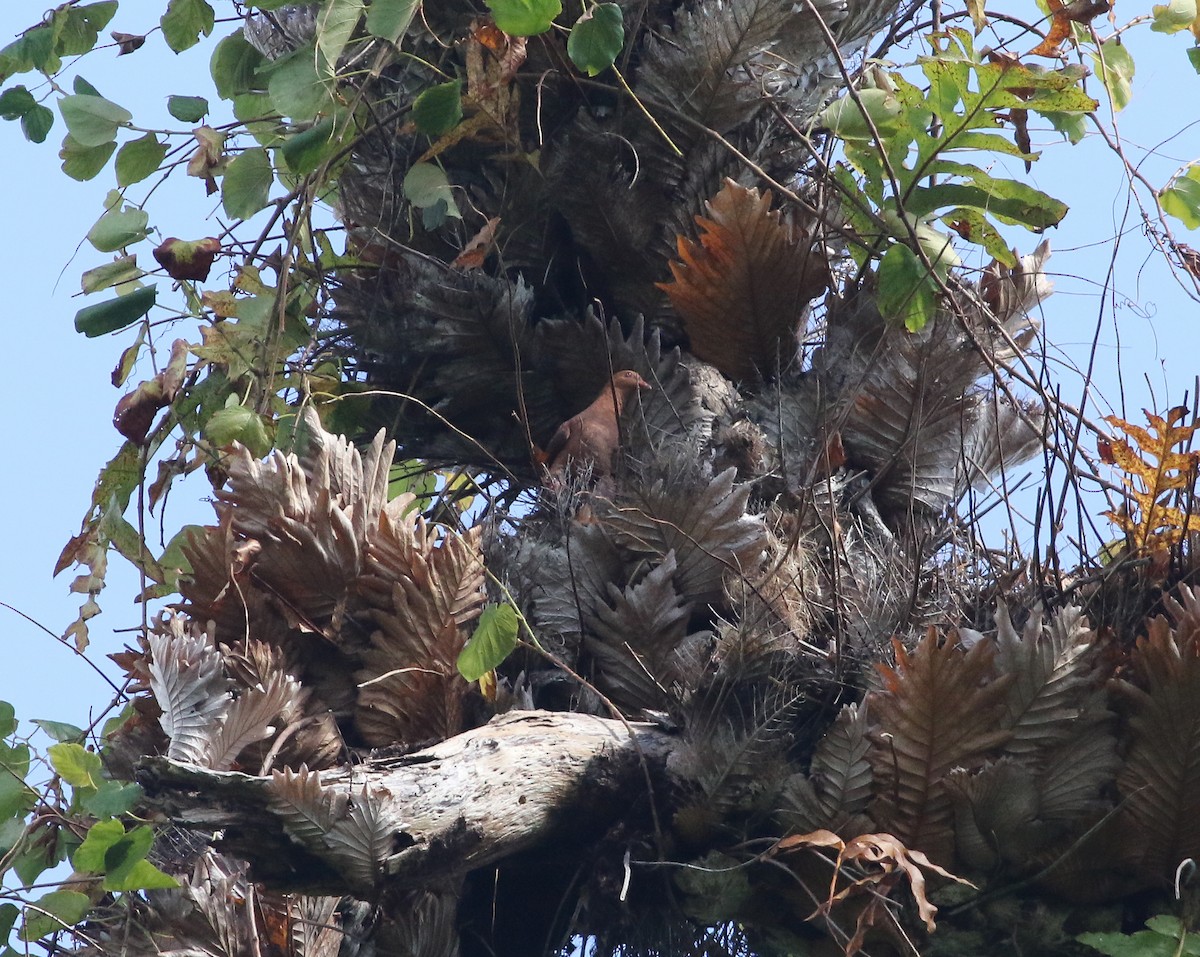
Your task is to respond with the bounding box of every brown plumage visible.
[541,370,651,480]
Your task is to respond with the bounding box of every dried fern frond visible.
[354,505,485,747]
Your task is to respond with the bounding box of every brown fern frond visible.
[585,552,698,712]
[868,629,1014,864]
[354,504,485,747]
[1115,586,1200,881]
[660,179,828,382]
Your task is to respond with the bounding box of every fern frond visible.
[600,466,766,604]
[586,552,698,711]
[994,603,1100,758]
[147,626,231,765]
[1115,591,1200,878]
[661,180,828,382]
[868,629,1013,863]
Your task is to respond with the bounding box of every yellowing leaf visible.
[1100,407,1200,555]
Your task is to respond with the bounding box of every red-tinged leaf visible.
[1116,594,1200,876]
[54,530,92,577]
[153,237,220,281]
[113,339,191,444]
[660,179,828,382]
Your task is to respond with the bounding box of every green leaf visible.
[366,0,419,42]
[567,3,624,76]
[458,603,519,681]
[0,85,35,119]
[204,397,272,456]
[316,0,364,73]
[0,903,18,943]
[81,780,142,819]
[903,177,1068,231]
[0,741,32,819]
[73,818,135,871]
[402,161,460,218]
[87,204,150,252]
[167,94,209,122]
[1044,110,1088,144]
[222,147,273,219]
[817,88,905,142]
[412,80,462,137]
[55,2,119,56]
[1152,0,1197,32]
[73,76,103,98]
[161,0,216,53]
[31,720,84,743]
[1189,46,1200,74]
[59,93,131,147]
[265,45,330,122]
[877,242,937,332]
[48,743,102,789]
[0,702,14,738]
[19,890,91,942]
[74,285,157,337]
[0,26,58,79]
[1146,916,1200,949]
[485,0,561,36]
[211,31,266,99]
[1090,39,1135,111]
[106,857,179,891]
[11,845,50,889]
[82,256,144,294]
[21,102,53,142]
[1161,165,1200,230]
[59,134,116,180]
[940,207,1013,265]
[281,116,338,173]
[115,133,167,187]
[1079,918,1200,957]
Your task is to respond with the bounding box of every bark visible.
[138,710,678,896]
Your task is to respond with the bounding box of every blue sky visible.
[1,3,1198,736]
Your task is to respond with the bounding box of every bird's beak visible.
[637,376,652,390]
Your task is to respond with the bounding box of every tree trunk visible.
[138,711,677,896]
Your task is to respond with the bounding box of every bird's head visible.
[612,370,652,393]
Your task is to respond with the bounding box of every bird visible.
[540,370,651,483]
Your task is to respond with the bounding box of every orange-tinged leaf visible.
[452,216,499,270]
[660,179,827,382]
[1029,0,1111,57]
